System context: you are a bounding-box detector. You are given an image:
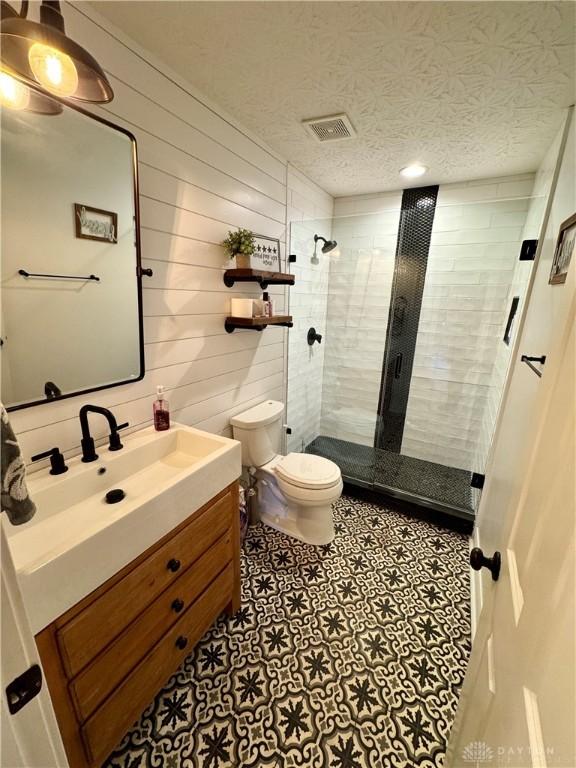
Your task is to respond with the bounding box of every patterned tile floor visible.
[104,494,471,768]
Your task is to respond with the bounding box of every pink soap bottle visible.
[153,385,170,431]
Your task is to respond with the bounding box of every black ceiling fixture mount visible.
[0,0,113,109]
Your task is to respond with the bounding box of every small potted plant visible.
[222,228,255,269]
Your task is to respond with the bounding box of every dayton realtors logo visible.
[462,741,494,764]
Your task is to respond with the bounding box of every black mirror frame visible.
[4,79,145,412]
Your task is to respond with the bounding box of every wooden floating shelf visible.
[223,269,295,289]
[225,315,293,333]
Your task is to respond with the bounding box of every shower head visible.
[314,234,338,254]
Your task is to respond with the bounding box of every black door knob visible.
[171,598,184,613]
[175,635,188,650]
[470,547,501,581]
[167,558,181,573]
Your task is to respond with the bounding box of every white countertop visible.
[6,423,241,634]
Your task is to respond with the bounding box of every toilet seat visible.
[274,452,341,490]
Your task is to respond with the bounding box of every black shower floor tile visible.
[306,435,475,515]
[103,494,470,768]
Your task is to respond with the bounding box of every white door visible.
[1,521,68,768]
[445,108,575,767]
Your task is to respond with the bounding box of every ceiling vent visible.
[302,113,356,143]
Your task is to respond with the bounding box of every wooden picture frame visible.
[549,212,576,285]
[250,234,281,271]
[74,203,118,244]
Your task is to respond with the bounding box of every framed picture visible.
[74,203,118,243]
[549,212,576,285]
[251,234,281,271]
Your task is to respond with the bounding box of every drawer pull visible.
[171,598,184,613]
[167,558,181,573]
[175,635,188,651]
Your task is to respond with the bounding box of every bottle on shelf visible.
[262,291,273,317]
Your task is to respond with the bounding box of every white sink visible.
[6,423,241,633]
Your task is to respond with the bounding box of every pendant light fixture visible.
[0,68,62,113]
[0,0,113,104]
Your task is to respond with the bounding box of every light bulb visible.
[399,164,428,179]
[28,43,78,97]
[0,72,30,110]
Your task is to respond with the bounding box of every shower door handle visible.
[394,353,403,379]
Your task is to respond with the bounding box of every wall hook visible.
[521,354,546,377]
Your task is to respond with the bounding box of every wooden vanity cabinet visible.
[36,483,240,768]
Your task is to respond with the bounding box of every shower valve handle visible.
[394,353,403,378]
[307,328,322,346]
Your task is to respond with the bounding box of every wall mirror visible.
[1,86,144,411]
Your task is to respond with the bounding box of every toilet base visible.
[259,508,335,546]
[256,472,338,546]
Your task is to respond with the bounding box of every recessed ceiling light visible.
[400,164,428,178]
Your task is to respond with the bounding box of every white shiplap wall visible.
[285,166,333,454]
[12,3,325,468]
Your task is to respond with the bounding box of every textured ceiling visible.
[90,1,575,197]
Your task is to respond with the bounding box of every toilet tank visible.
[230,400,284,467]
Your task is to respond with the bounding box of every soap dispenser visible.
[262,291,273,318]
[153,385,170,431]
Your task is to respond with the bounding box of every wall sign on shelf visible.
[250,234,281,271]
[549,212,575,285]
[74,204,118,244]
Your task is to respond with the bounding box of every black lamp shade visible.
[1,16,113,103]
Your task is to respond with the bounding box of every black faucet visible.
[79,405,129,462]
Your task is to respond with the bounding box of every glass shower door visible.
[290,206,401,490]
[287,178,542,523]
[371,188,540,520]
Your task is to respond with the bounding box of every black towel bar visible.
[19,269,99,282]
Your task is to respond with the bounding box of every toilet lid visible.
[275,453,341,490]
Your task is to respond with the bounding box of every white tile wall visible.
[402,174,535,471]
[11,4,315,469]
[310,177,545,473]
[285,167,334,453]
[320,193,402,445]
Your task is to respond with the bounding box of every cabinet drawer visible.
[82,563,233,766]
[57,491,233,678]
[70,532,232,721]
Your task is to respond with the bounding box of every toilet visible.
[230,401,343,545]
